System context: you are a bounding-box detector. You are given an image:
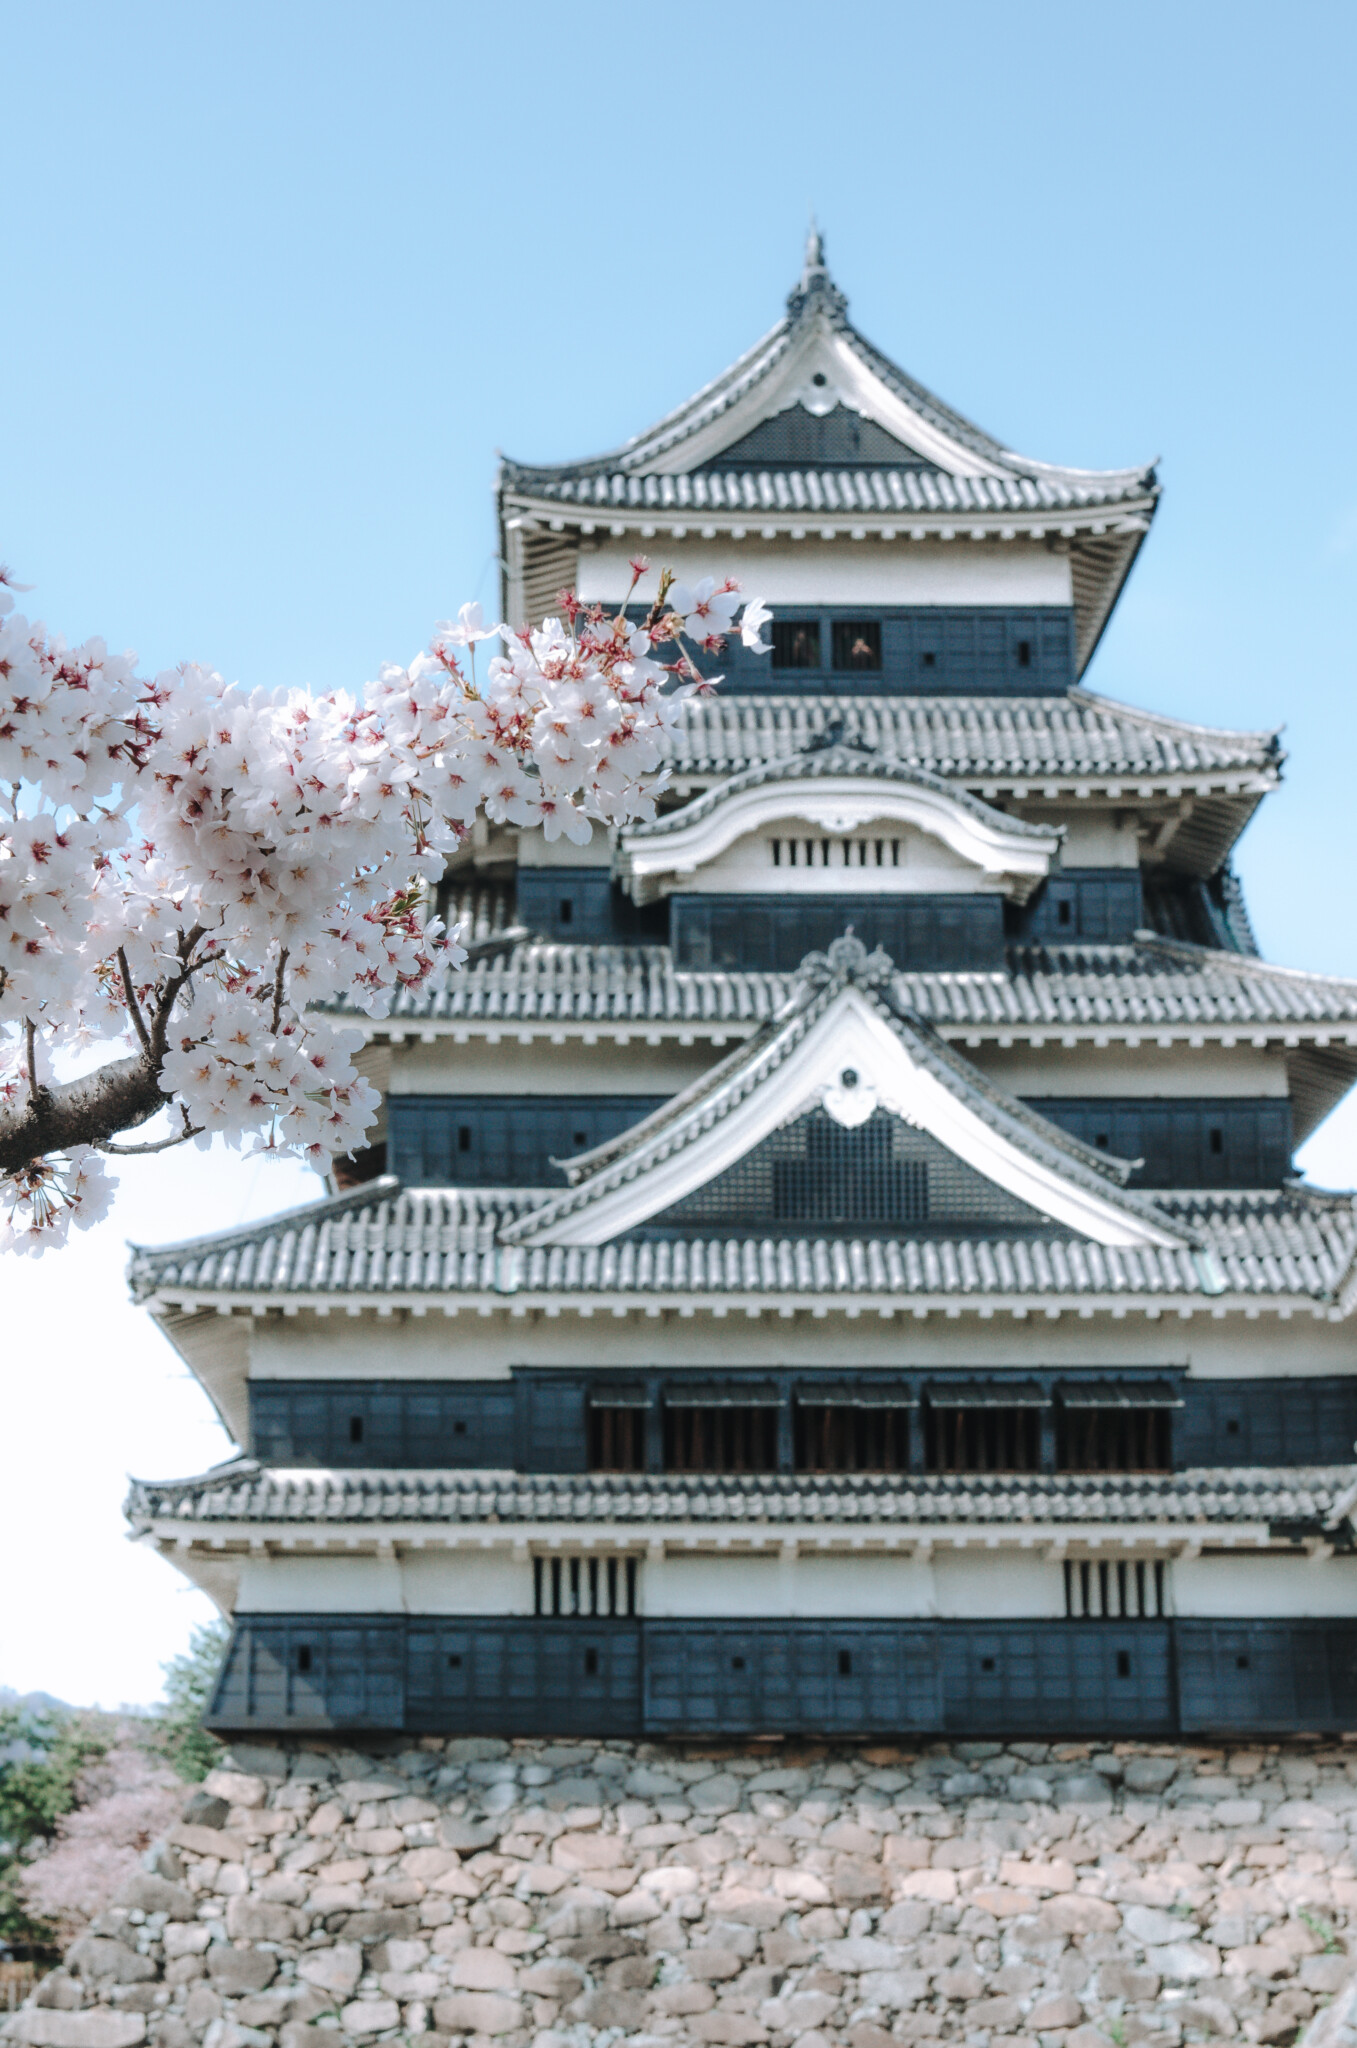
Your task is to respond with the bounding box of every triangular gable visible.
[505,939,1189,1253]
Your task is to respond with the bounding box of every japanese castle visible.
[127,234,1357,1742]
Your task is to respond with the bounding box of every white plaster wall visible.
[974,1044,1290,1100]
[388,1039,711,1098]
[663,822,1001,898]
[931,1552,1066,1619]
[516,825,612,869]
[239,1307,1357,1385]
[651,1555,781,1618]
[233,1552,533,1616]
[235,1556,406,1614]
[1175,1556,1357,1618]
[576,540,1072,609]
[401,1551,533,1615]
[1045,815,1142,868]
[791,1554,933,1617]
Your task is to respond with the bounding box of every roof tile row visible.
[126,1462,1353,1530]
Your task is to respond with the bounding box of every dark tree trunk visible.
[0,1053,167,1175]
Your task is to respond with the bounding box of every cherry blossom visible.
[0,562,768,1250]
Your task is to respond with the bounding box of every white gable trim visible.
[523,988,1185,1252]
[644,314,1006,480]
[617,774,1060,901]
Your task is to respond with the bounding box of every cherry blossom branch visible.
[0,570,771,1249]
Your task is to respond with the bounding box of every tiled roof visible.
[499,238,1154,508]
[503,936,1178,1249]
[662,692,1281,783]
[125,1461,1356,1532]
[622,745,1061,843]
[126,1184,1357,1308]
[507,466,1152,518]
[377,937,1357,1038]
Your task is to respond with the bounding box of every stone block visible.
[222,1899,301,1943]
[832,1855,886,1901]
[337,1999,401,2037]
[1145,1941,1222,1981]
[1068,2029,1115,2048]
[877,1901,931,1941]
[847,2027,897,2048]
[971,1996,1026,2028]
[1300,1957,1352,1994]
[896,1869,957,1902]
[931,1839,985,1870]
[935,1968,985,2001]
[685,1947,746,1982]
[169,1829,247,1865]
[297,1945,364,1998]
[113,1877,197,1921]
[1126,1906,1197,1947]
[1123,1758,1179,1794]
[688,1774,743,1816]
[206,1952,277,1995]
[1046,1895,1121,1933]
[1224,1946,1295,1981]
[338,1908,420,1942]
[437,1817,500,1853]
[1030,1995,1085,2028]
[432,1991,522,2035]
[447,1950,515,1992]
[201,1774,265,1811]
[1058,1775,1114,1808]
[182,1986,221,2032]
[687,2015,768,2045]
[971,1887,1039,1918]
[67,1940,157,1986]
[181,1794,231,1831]
[1098,1964,1161,2001]
[859,1968,930,2008]
[819,1939,904,1974]
[9,2018,148,2048]
[571,1987,648,2029]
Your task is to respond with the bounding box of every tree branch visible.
[24,1018,38,1106]
[0,1051,166,1177]
[116,947,152,1056]
[99,1121,203,1157]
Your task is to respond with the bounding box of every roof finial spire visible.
[787,215,847,326]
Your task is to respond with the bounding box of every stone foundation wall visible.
[7,1737,1357,2048]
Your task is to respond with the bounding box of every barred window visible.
[772,620,821,669]
[664,1403,778,1473]
[795,1401,911,1472]
[925,1399,1042,1473]
[1057,1404,1172,1472]
[1065,1557,1166,1620]
[588,1395,648,1473]
[534,1554,639,1617]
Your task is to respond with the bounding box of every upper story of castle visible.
[498,228,1159,683]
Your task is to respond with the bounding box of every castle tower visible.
[127,236,1357,1741]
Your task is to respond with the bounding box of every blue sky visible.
[4,0,1356,1705]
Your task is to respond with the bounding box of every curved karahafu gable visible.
[504,938,1190,1254]
[615,747,1063,905]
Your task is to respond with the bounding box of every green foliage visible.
[146,1620,229,1783]
[0,1705,106,1946]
